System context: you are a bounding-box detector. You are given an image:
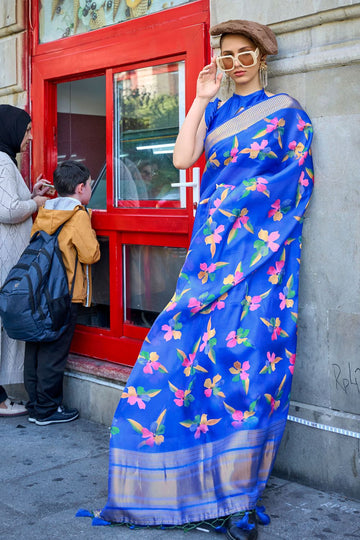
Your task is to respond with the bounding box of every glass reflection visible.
[113,62,185,209]
[124,244,187,327]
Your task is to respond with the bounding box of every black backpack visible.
[0,224,77,342]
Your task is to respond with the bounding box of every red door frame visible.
[30,1,210,366]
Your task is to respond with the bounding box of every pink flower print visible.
[268,199,280,217]
[209,198,222,216]
[226,330,237,348]
[249,139,268,159]
[298,151,308,166]
[240,361,250,379]
[268,199,284,221]
[162,324,174,341]
[279,292,287,310]
[249,295,262,311]
[230,360,251,380]
[212,225,225,243]
[231,410,244,428]
[233,208,250,230]
[195,423,209,439]
[266,117,280,133]
[266,352,278,371]
[205,223,225,258]
[182,353,196,377]
[299,171,309,187]
[174,389,185,407]
[297,117,306,131]
[272,326,281,340]
[230,146,239,163]
[143,361,159,374]
[208,293,227,313]
[125,386,146,409]
[223,266,244,288]
[198,262,216,284]
[188,297,202,314]
[256,177,268,192]
[141,427,155,446]
[161,318,182,341]
[288,353,296,374]
[267,260,285,284]
[200,326,215,354]
[258,229,280,252]
[288,141,308,166]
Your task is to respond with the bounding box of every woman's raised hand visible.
[196,57,223,100]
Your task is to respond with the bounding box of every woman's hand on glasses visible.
[196,57,223,101]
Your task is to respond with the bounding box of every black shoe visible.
[226,511,258,540]
[35,406,79,426]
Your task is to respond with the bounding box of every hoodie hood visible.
[35,198,85,235]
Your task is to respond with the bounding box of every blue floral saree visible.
[100,90,314,526]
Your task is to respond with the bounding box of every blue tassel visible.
[233,513,255,531]
[92,517,111,526]
[255,506,271,525]
[75,509,93,518]
[215,525,227,533]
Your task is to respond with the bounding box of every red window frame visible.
[30,0,210,366]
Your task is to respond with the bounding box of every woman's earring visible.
[259,60,268,89]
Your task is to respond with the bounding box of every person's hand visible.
[196,57,223,100]
[33,195,48,209]
[32,174,52,196]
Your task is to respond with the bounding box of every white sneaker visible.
[0,398,27,417]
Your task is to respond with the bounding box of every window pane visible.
[124,244,187,327]
[39,1,196,44]
[113,62,185,209]
[57,76,106,203]
[77,237,110,328]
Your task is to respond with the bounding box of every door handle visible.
[171,167,200,215]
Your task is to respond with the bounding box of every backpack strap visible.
[53,223,79,301]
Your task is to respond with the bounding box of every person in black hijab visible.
[0,104,50,416]
[0,105,32,165]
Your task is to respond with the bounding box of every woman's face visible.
[220,34,264,93]
[20,122,33,152]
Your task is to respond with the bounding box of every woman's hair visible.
[53,160,90,196]
[0,105,31,165]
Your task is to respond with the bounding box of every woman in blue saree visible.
[97,19,314,540]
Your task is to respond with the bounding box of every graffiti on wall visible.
[39,0,195,43]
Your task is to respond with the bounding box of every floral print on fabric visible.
[101,92,314,526]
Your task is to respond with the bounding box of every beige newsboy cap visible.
[209,19,278,55]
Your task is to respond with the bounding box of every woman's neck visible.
[234,81,263,96]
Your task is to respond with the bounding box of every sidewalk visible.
[1,415,359,540]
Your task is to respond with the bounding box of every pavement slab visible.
[1,416,359,539]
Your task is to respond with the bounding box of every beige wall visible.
[210,0,360,498]
[0,0,27,107]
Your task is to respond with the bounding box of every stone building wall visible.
[210,0,360,499]
[0,0,29,174]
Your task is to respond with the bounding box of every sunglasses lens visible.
[218,56,234,71]
[238,52,256,66]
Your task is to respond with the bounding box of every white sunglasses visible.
[216,48,260,72]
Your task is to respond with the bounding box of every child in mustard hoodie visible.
[24,160,100,426]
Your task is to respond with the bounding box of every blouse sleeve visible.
[205,98,221,130]
[0,160,37,224]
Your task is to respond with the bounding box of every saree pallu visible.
[101,93,314,526]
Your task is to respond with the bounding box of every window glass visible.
[57,76,106,186]
[77,236,110,328]
[113,62,186,209]
[124,244,187,327]
[39,1,196,44]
